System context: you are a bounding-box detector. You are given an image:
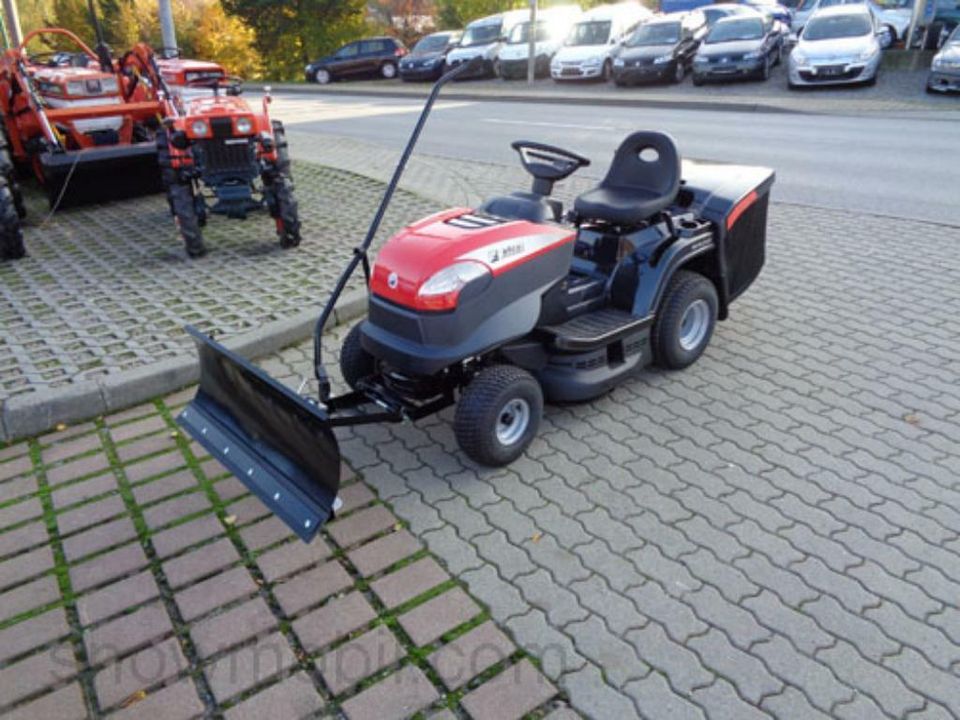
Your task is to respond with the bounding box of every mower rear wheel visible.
[168,181,207,258]
[0,182,25,261]
[455,365,543,467]
[652,270,718,370]
[340,323,376,390]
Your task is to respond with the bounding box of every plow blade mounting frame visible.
[177,327,341,542]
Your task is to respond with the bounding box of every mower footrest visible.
[542,308,652,352]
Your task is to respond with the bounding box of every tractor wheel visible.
[0,181,26,261]
[0,138,25,219]
[168,181,207,258]
[454,365,543,467]
[271,121,292,175]
[266,174,301,248]
[652,270,718,370]
[340,323,376,390]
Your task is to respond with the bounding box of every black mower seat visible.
[574,132,681,227]
[480,191,561,223]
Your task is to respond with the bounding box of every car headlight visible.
[744,50,763,60]
[653,55,673,64]
[791,51,807,65]
[613,58,625,67]
[694,55,709,64]
[856,47,878,62]
[235,117,253,134]
[305,64,312,72]
[932,56,943,69]
[583,56,602,66]
[190,119,210,137]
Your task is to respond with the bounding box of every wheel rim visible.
[675,63,683,82]
[382,63,396,78]
[317,70,330,83]
[496,398,531,446]
[678,299,710,352]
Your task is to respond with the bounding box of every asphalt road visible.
[267,93,959,226]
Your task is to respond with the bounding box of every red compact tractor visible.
[154,56,301,258]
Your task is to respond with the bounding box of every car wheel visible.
[673,61,685,83]
[864,71,877,87]
[775,44,783,66]
[455,365,543,467]
[380,62,397,79]
[760,57,771,81]
[602,59,612,82]
[692,73,704,86]
[652,270,719,370]
[315,68,331,84]
[882,25,896,48]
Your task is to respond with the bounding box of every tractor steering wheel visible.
[511,141,591,184]
[186,75,244,96]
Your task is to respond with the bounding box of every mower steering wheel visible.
[511,141,591,183]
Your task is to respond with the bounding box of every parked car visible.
[788,5,883,86]
[692,13,784,83]
[497,5,583,79]
[305,37,408,84]
[445,10,530,78]
[399,31,461,81]
[612,11,708,84]
[703,3,762,27]
[927,23,960,90]
[551,2,653,80]
[793,0,902,43]
[735,0,795,25]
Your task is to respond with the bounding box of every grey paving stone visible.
[77,571,160,626]
[336,483,375,515]
[566,616,648,688]
[340,664,439,720]
[142,491,211,530]
[70,542,149,593]
[317,625,405,695]
[326,505,396,549]
[690,677,770,720]
[0,497,43,530]
[292,591,377,652]
[212,476,247,502]
[461,659,556,720]
[346,529,421,577]
[204,631,296,703]
[106,676,204,720]
[115,433,178,463]
[110,414,168,443]
[0,544,54,591]
[257,536,332,582]
[57,495,127,535]
[239,516,294,551]
[272,559,353,617]
[397,587,481,647]
[0,575,61,623]
[151,514,224,558]
[0,607,71,664]
[124,450,186,483]
[223,671,324,720]
[85,601,174,665]
[190,596,278,659]
[428,620,515,690]
[175,566,257,622]
[224,495,271,526]
[63,517,138,562]
[162,537,240,589]
[51,472,118,509]
[0,474,37,503]
[0,453,33,481]
[94,636,188,710]
[0,641,78,708]
[41,433,104,465]
[46,453,110,486]
[132,469,199,505]
[370,557,449,609]
[625,623,713,696]
[1,682,87,720]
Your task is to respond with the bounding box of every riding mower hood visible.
[178,58,775,542]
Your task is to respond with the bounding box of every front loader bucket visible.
[39,142,162,208]
[177,327,341,542]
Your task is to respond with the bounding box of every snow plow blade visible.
[176,327,341,542]
[38,142,162,208]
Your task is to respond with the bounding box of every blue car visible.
[738,0,795,25]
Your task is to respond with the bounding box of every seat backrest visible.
[602,131,681,201]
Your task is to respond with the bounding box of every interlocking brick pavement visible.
[0,400,569,719]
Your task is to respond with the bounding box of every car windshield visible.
[626,22,682,45]
[413,34,450,52]
[705,17,764,42]
[799,0,819,10]
[460,23,501,47]
[803,13,872,39]
[508,21,553,43]
[950,26,960,45]
[566,20,612,45]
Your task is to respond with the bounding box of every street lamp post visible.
[159,0,177,53]
[527,0,538,83]
[2,0,22,47]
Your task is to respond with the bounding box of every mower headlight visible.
[417,261,491,310]
[67,81,86,96]
[100,77,119,94]
[653,55,673,64]
[191,119,210,137]
[235,117,253,134]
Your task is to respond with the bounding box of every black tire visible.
[454,365,543,467]
[652,270,718,370]
[271,175,301,248]
[692,74,704,87]
[0,181,25,261]
[271,120,292,175]
[0,137,25,219]
[864,72,877,87]
[601,59,612,82]
[759,57,771,81]
[168,181,206,257]
[340,323,376,390]
[673,61,685,84]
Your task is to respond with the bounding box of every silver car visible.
[788,5,883,86]
[927,24,960,93]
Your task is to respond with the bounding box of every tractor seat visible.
[574,132,681,227]
[479,191,561,223]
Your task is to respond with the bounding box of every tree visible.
[435,0,523,29]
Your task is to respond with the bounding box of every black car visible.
[612,11,708,85]
[305,37,408,84]
[398,31,462,81]
[692,13,783,84]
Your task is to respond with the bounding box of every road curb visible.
[0,289,368,443]
[257,82,798,115]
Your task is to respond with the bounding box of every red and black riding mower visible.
[177,58,774,542]
[155,66,300,258]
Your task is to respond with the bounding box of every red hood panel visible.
[371,210,574,308]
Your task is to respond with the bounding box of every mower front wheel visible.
[652,270,718,370]
[340,323,376,390]
[168,182,207,258]
[455,366,543,467]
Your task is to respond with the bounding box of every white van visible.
[496,5,584,79]
[446,9,531,78]
[551,1,653,81]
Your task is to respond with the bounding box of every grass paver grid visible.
[0,401,572,719]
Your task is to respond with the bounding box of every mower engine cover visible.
[363,208,576,376]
